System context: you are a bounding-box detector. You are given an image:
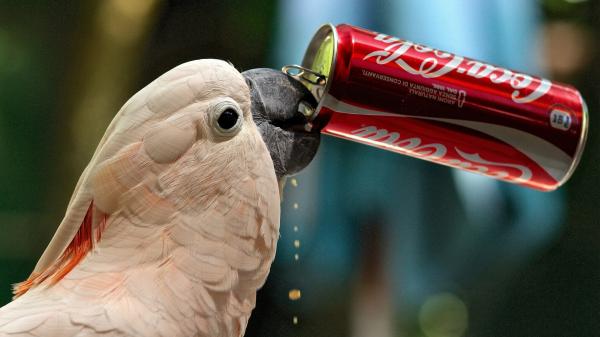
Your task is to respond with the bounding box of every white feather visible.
[0,59,280,337]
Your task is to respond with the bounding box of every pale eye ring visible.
[211,100,243,137]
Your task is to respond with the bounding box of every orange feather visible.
[12,201,107,298]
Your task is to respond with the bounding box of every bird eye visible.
[217,108,239,130]
[211,100,243,138]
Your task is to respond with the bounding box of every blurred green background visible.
[0,1,598,337]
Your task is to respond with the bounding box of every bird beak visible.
[243,68,321,181]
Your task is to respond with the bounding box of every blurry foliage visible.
[494,1,600,337]
[138,0,277,84]
[541,0,594,22]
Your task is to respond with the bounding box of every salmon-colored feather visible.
[12,201,108,298]
[1,59,280,337]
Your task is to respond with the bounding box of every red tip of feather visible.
[12,201,108,298]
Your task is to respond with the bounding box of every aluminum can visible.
[286,23,588,191]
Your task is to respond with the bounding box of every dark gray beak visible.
[243,68,320,180]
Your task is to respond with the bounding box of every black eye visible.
[217,108,239,130]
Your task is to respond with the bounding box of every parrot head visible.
[4,59,319,336]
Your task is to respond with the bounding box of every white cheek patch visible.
[143,119,197,164]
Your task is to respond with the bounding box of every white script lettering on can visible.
[363,34,551,104]
[351,126,532,182]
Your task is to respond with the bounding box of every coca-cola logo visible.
[351,125,532,183]
[363,34,552,104]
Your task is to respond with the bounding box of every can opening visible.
[304,29,334,100]
[282,24,337,122]
[302,24,335,101]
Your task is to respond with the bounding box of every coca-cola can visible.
[285,23,588,191]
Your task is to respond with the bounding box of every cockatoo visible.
[0,59,319,337]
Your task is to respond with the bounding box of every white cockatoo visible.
[0,59,320,337]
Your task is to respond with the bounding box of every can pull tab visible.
[282,65,327,102]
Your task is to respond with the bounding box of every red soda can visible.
[284,23,588,191]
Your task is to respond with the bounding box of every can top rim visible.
[301,23,337,122]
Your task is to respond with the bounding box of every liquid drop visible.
[289,289,302,301]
